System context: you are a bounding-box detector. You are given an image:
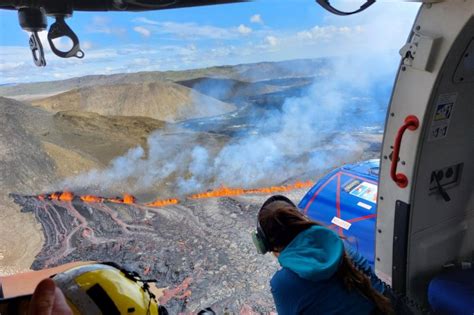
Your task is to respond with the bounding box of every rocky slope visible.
[31,82,236,122]
[0,97,57,274]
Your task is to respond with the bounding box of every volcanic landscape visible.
[0,58,385,313]
[10,189,313,313]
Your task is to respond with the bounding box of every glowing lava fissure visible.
[37,192,172,208]
[36,181,314,207]
[188,181,314,199]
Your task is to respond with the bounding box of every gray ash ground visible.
[10,192,307,314]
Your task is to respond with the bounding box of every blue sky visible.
[0,0,419,84]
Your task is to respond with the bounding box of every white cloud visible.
[237,24,252,35]
[133,26,151,37]
[265,36,278,47]
[87,16,126,36]
[151,21,233,39]
[296,25,363,40]
[250,14,263,24]
[209,46,235,58]
[82,41,93,50]
[0,61,26,71]
[133,17,160,25]
[132,58,151,66]
[132,17,253,40]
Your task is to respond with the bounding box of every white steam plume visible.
[60,3,418,196]
[60,55,388,196]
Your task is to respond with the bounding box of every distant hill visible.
[0,58,329,99]
[31,81,236,122]
[176,77,284,101]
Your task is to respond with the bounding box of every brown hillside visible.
[0,97,56,274]
[31,82,236,122]
[49,110,167,165]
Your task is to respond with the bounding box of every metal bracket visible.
[29,31,46,67]
[315,0,375,16]
[400,31,439,72]
[47,16,84,59]
[18,8,48,67]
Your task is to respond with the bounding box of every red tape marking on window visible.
[303,172,339,214]
[347,214,377,223]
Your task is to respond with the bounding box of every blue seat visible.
[428,268,474,315]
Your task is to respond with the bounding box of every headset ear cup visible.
[255,195,295,255]
[252,231,268,254]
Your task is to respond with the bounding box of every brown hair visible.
[258,200,393,314]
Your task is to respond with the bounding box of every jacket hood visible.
[278,225,344,282]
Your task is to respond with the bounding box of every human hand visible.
[29,278,72,315]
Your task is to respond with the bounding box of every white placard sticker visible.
[331,216,352,230]
[429,93,457,141]
[349,182,378,203]
[357,201,372,210]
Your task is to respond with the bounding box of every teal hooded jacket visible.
[270,225,384,315]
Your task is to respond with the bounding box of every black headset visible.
[252,195,296,255]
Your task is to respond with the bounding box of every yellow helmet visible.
[53,263,166,315]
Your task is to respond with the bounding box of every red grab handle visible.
[390,115,419,188]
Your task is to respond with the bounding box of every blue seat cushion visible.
[428,268,474,315]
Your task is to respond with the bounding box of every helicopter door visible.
[375,0,474,309]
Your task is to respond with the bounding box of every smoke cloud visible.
[60,55,391,196]
[60,3,419,197]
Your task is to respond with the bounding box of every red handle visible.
[390,115,419,188]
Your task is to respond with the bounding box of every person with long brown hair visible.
[252,195,393,315]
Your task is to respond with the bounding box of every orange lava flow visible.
[123,194,136,204]
[50,192,61,201]
[145,198,179,207]
[105,194,137,204]
[59,191,74,202]
[35,181,313,208]
[37,192,74,202]
[189,187,246,199]
[80,195,104,203]
[189,181,314,199]
[107,197,124,204]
